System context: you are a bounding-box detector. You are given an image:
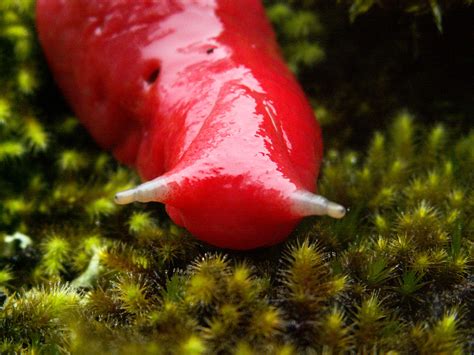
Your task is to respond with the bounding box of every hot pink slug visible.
[36,0,345,249]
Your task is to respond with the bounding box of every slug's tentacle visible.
[116,184,346,219]
[114,176,170,205]
[291,190,346,219]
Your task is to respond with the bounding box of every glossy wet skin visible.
[37,0,324,249]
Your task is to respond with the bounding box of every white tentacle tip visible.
[291,190,346,219]
[326,201,346,219]
[113,177,170,205]
[114,189,136,205]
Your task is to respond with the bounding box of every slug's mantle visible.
[36,0,345,249]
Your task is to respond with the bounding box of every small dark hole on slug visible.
[206,48,215,54]
[145,67,160,84]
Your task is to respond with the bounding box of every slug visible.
[36,0,345,249]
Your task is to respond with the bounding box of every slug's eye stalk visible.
[115,179,346,219]
[291,190,346,219]
[114,176,170,204]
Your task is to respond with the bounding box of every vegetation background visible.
[0,0,472,353]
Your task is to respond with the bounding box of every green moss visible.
[0,0,472,353]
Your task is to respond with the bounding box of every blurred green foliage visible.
[0,0,472,353]
[268,0,474,150]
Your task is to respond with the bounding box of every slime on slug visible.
[36,0,345,249]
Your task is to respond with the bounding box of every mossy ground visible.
[0,1,472,354]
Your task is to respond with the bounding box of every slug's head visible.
[114,81,345,249]
[114,173,345,249]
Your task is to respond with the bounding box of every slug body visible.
[36,0,345,249]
